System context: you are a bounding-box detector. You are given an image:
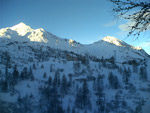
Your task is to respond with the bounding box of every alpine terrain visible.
[0,22,150,113]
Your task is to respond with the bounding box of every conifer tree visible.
[41,64,44,69]
[33,63,36,70]
[13,65,19,79]
[72,107,76,113]
[2,80,8,92]
[43,72,47,79]
[75,80,91,110]
[67,106,71,113]
[48,76,52,86]
[95,76,105,112]
[108,72,119,89]
[60,74,68,96]
[139,66,147,81]
[53,69,61,87]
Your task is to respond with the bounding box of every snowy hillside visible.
[0,23,150,113]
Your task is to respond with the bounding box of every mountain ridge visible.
[0,22,149,62]
[0,22,143,47]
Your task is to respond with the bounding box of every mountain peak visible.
[102,36,121,42]
[101,36,127,47]
[11,22,32,36]
[11,22,30,29]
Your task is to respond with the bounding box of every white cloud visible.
[104,21,117,27]
[119,22,134,32]
[119,21,150,32]
[138,42,150,55]
[139,42,150,47]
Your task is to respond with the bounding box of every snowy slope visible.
[0,53,149,113]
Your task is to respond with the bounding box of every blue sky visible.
[0,0,150,54]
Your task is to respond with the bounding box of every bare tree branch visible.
[109,0,150,38]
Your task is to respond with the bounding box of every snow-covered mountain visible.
[0,23,150,113]
[0,22,149,63]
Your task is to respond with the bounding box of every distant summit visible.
[11,22,33,36]
[11,22,31,29]
[101,36,128,47]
